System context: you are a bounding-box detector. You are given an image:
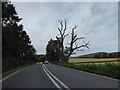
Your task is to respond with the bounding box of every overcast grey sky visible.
[12,2,118,56]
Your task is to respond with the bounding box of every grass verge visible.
[2,63,35,78]
[52,61,120,79]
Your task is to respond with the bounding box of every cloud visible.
[12,2,118,56]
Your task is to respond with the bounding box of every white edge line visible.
[0,68,25,82]
[42,65,62,90]
[43,64,71,90]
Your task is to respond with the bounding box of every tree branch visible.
[73,42,89,51]
[72,25,77,31]
[63,34,69,38]
[63,19,67,35]
[58,28,62,35]
[73,37,85,43]
[58,20,63,32]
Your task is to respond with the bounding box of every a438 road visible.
[2,64,119,90]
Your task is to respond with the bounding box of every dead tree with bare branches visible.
[56,19,89,62]
[46,19,89,62]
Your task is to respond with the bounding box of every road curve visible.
[2,64,119,89]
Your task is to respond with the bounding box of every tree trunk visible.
[60,55,69,62]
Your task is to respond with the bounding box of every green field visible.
[69,58,119,63]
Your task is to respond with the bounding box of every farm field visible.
[69,58,119,63]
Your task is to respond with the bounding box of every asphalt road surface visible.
[2,64,119,89]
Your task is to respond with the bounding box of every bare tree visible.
[55,19,89,62]
[46,19,89,62]
[67,25,89,57]
[56,19,69,52]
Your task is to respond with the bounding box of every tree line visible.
[77,52,120,58]
[2,2,37,72]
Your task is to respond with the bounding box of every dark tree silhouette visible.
[46,19,89,62]
[2,2,36,72]
[46,39,60,62]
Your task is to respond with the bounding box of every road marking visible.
[43,64,71,90]
[44,65,70,89]
[0,68,25,82]
[43,66,62,90]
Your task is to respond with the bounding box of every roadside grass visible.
[52,60,120,79]
[2,63,35,78]
[69,58,119,63]
[36,62,43,64]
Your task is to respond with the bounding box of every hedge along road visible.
[2,64,119,89]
